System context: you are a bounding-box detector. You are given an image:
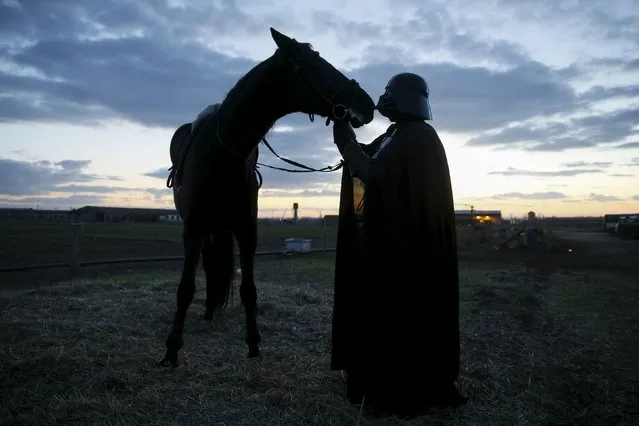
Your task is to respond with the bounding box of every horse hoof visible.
[158,356,178,367]
[247,346,260,358]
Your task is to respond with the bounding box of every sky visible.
[1,0,638,218]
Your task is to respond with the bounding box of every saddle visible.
[167,104,221,189]
[166,104,263,190]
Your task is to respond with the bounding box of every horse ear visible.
[270,27,293,49]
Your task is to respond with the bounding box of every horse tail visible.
[203,232,235,309]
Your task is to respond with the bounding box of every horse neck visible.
[220,58,295,157]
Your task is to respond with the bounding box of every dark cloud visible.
[578,84,639,104]
[0,0,278,44]
[614,142,639,149]
[488,167,604,177]
[313,6,533,69]
[466,107,639,151]
[0,1,284,127]
[490,161,637,180]
[351,60,579,134]
[562,161,612,168]
[143,168,170,180]
[2,0,638,206]
[1,0,636,161]
[0,157,127,196]
[585,57,639,72]
[588,193,623,202]
[0,157,157,197]
[1,37,256,127]
[0,0,589,138]
[633,195,639,201]
[493,0,639,46]
[491,191,567,200]
[259,188,341,198]
[0,194,106,209]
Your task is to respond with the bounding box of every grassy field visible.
[0,220,337,269]
[0,219,518,270]
[1,228,638,424]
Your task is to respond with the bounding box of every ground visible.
[1,223,638,424]
[0,221,335,267]
[0,220,336,287]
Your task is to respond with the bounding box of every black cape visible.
[331,120,463,416]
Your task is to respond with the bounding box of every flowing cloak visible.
[330,120,461,414]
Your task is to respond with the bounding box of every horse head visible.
[269,28,375,128]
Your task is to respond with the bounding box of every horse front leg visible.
[235,222,261,358]
[159,226,201,367]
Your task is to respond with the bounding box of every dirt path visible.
[544,230,639,273]
[557,230,638,253]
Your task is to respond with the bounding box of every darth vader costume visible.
[330,73,468,417]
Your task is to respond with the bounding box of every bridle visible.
[283,48,362,127]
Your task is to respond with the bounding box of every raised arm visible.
[332,120,373,182]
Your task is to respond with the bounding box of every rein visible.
[246,113,344,191]
[256,112,343,174]
[166,113,343,190]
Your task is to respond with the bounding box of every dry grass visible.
[2,236,639,425]
[0,220,336,269]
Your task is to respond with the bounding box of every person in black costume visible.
[330,72,468,417]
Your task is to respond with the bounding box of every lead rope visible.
[168,111,345,190]
[254,112,343,173]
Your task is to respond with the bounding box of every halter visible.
[283,48,361,126]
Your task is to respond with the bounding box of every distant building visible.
[0,208,35,220]
[455,209,502,225]
[0,208,70,221]
[71,206,179,223]
[159,214,182,223]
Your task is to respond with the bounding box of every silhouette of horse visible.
[159,28,375,367]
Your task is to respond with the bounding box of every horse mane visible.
[220,43,314,114]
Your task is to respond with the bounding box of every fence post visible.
[69,222,83,280]
[322,216,327,251]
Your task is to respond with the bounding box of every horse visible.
[159,27,375,367]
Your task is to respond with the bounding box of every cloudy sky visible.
[1,0,638,218]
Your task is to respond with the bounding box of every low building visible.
[0,208,36,220]
[159,214,182,222]
[71,206,179,223]
[0,208,70,221]
[455,209,502,225]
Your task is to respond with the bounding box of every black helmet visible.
[375,73,432,121]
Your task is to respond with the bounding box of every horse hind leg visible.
[234,222,261,358]
[202,232,235,321]
[159,225,201,367]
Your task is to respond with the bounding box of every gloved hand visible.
[333,119,356,153]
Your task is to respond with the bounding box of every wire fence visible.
[0,218,338,277]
